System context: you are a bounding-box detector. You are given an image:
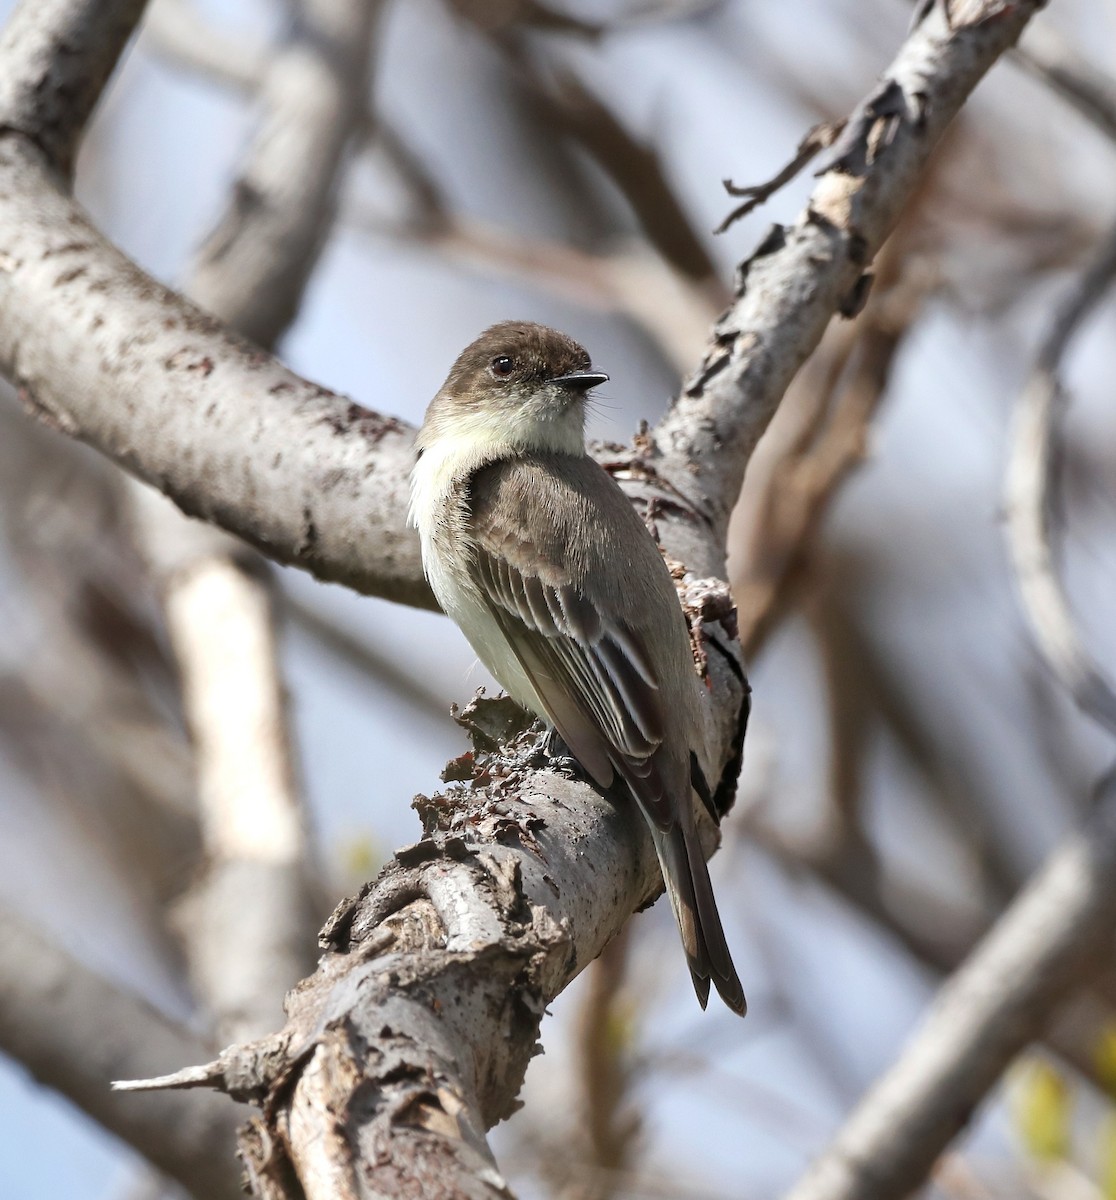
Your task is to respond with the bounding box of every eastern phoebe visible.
[411,321,746,1016]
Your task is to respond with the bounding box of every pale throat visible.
[410,399,586,535]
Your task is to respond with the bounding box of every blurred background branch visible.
[1004,215,1116,738]
[0,906,243,1199]
[126,0,381,1050]
[784,774,1116,1200]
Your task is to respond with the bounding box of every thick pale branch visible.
[654,0,1046,536]
[0,0,146,174]
[782,779,1116,1200]
[118,708,676,1199]
[0,907,242,1200]
[0,137,430,606]
[145,521,320,1042]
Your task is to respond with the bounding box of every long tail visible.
[651,821,747,1017]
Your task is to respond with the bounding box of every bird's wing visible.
[467,455,748,1016]
[468,459,678,831]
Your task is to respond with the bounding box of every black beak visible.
[551,369,609,391]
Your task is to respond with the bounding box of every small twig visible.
[783,774,1116,1200]
[463,34,721,287]
[1004,217,1116,738]
[443,0,605,38]
[807,593,881,897]
[346,196,719,376]
[715,120,846,235]
[114,1061,227,1093]
[371,118,450,231]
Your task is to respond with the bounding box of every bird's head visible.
[417,321,609,460]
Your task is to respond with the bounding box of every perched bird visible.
[410,321,746,1016]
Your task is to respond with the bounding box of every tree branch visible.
[782,775,1116,1200]
[118,704,670,1199]
[0,0,429,606]
[0,137,430,605]
[143,0,267,95]
[0,0,146,175]
[653,0,1046,537]
[0,3,1046,612]
[138,505,322,1044]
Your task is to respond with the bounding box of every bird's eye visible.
[490,355,514,378]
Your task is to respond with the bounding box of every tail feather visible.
[613,750,746,1016]
[652,824,747,1017]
